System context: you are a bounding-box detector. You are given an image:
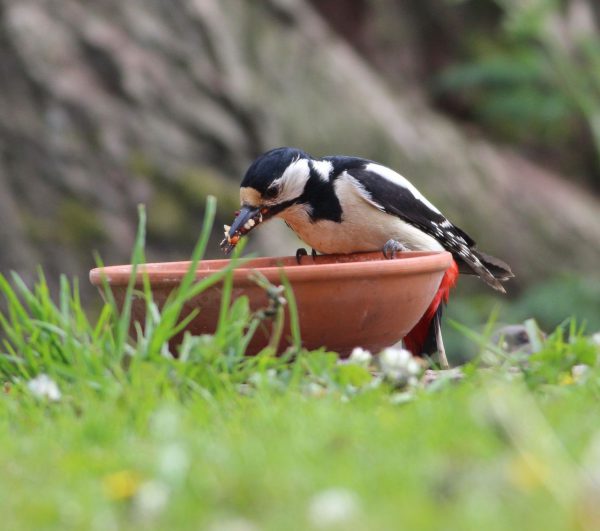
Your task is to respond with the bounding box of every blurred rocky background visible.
[1,0,599,351]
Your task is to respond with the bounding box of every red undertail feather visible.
[403,259,460,356]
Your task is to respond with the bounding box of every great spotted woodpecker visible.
[221,147,513,366]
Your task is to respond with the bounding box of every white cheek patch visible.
[365,163,442,214]
[272,158,310,203]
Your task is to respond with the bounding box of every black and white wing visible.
[339,161,513,291]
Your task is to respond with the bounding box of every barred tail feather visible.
[475,250,514,281]
[456,249,514,293]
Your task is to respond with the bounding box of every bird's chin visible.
[220,205,274,254]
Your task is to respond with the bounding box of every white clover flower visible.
[572,364,590,383]
[150,406,181,440]
[406,358,421,376]
[248,369,282,391]
[379,347,411,368]
[133,480,170,520]
[591,332,600,347]
[348,347,372,366]
[158,443,190,483]
[303,381,327,397]
[307,488,360,528]
[27,374,61,401]
[389,391,415,405]
[378,347,421,387]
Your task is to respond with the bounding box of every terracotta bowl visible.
[89,251,452,356]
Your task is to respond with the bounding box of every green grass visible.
[1,197,600,530]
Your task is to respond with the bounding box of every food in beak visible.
[220,206,269,254]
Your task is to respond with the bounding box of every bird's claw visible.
[382,239,407,259]
[296,247,308,264]
[296,247,318,264]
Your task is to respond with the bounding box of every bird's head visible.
[221,147,312,253]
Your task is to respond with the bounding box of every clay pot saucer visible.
[89,251,453,356]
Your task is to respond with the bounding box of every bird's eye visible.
[263,186,278,199]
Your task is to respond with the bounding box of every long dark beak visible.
[229,206,260,238]
[220,205,264,254]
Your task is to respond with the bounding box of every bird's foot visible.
[382,239,408,259]
[296,247,308,264]
[296,247,318,264]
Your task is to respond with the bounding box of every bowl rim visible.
[89,250,453,286]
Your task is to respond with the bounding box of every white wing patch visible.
[340,172,385,211]
[310,159,333,182]
[365,163,442,214]
[272,158,310,203]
